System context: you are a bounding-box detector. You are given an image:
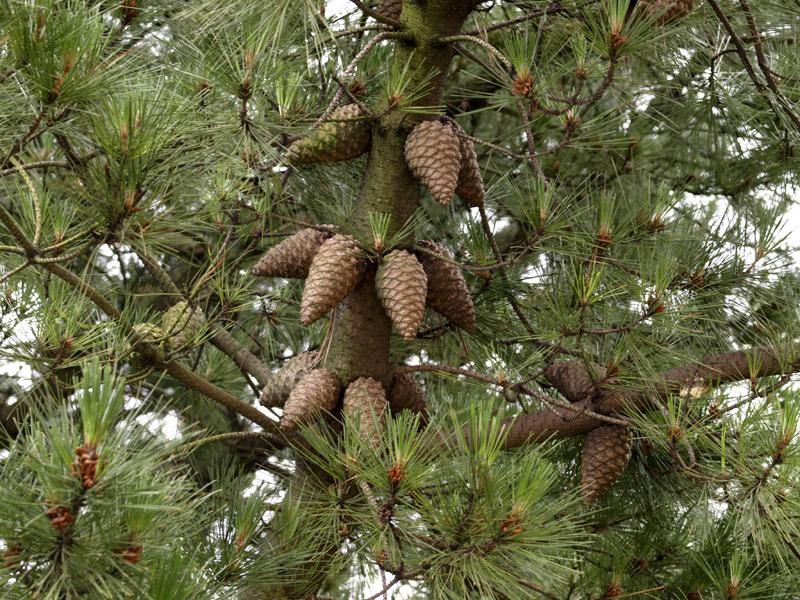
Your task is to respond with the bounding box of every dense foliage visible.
[1,1,799,598]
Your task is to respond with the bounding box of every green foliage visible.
[1,0,800,598]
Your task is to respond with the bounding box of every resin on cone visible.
[162,301,205,351]
[252,228,329,278]
[415,240,476,332]
[580,426,632,504]
[375,250,427,340]
[281,368,341,432]
[639,0,693,24]
[286,104,370,166]
[387,372,428,424]
[405,120,461,205]
[260,351,319,408]
[377,0,402,20]
[449,122,485,207]
[343,377,387,449]
[301,234,366,325]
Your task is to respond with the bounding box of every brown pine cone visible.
[415,240,476,332]
[252,228,330,278]
[375,250,427,340]
[387,372,428,424]
[405,120,461,206]
[580,426,632,504]
[343,377,387,449]
[260,351,319,408]
[162,301,205,351]
[544,360,607,403]
[376,0,402,20]
[286,104,371,166]
[301,235,366,325]
[639,0,694,24]
[281,368,342,431]
[448,122,485,207]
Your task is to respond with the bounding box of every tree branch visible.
[504,346,798,447]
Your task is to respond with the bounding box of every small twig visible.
[397,363,628,426]
[314,32,389,128]
[0,159,70,178]
[1,107,47,170]
[440,34,513,72]
[7,156,42,246]
[517,100,545,180]
[0,260,33,285]
[462,1,600,36]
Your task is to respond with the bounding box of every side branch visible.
[504,346,797,447]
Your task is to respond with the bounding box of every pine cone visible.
[281,368,342,431]
[377,0,402,20]
[639,0,694,24]
[387,372,428,424]
[415,240,476,332]
[343,377,387,449]
[301,235,366,325]
[252,228,329,278]
[405,120,461,205]
[286,104,370,166]
[544,360,607,403]
[162,301,205,350]
[449,122,485,207]
[260,351,319,408]
[580,426,632,504]
[375,250,427,340]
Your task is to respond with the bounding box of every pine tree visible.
[2,1,800,598]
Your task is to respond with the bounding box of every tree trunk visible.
[322,1,473,384]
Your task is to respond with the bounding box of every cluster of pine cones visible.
[285,105,485,208]
[253,228,476,338]
[275,69,645,499]
[545,360,632,504]
[252,225,475,435]
[259,349,427,442]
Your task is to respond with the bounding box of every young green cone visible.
[162,301,205,351]
[286,104,370,166]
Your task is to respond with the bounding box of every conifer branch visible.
[505,346,800,447]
